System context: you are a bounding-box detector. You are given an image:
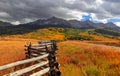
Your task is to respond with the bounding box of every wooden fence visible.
[0,40,61,76]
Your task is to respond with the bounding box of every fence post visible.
[25,42,32,59]
[52,40,58,51]
[25,40,61,76]
[53,41,61,76]
[47,41,61,76]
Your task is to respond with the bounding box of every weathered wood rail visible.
[0,40,61,76]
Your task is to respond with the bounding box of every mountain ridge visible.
[19,17,120,31]
[0,17,120,31]
[0,21,13,26]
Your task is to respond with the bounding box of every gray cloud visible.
[101,1,120,17]
[105,0,120,3]
[0,0,119,24]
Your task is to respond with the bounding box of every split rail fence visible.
[0,40,61,76]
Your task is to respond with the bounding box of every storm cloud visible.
[0,0,119,24]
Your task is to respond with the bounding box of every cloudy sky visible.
[0,0,120,26]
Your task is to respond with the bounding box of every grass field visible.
[85,41,120,47]
[0,40,120,76]
[58,41,120,76]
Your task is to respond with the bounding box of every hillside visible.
[1,27,120,41]
[0,17,120,41]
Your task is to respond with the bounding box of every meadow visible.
[85,41,120,47]
[0,40,120,76]
[58,41,120,76]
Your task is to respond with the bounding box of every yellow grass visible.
[0,41,25,65]
[85,41,120,47]
[57,41,120,76]
[0,39,38,75]
[0,40,120,76]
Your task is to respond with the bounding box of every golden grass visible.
[85,41,120,47]
[0,40,38,75]
[0,41,25,65]
[0,39,38,65]
[57,41,120,76]
[79,32,116,41]
[0,40,120,76]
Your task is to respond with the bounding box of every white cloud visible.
[91,13,98,20]
[23,18,33,23]
[11,18,36,25]
[99,19,108,23]
[114,22,120,27]
[11,21,20,25]
[67,10,88,20]
[96,0,103,5]
[65,0,75,4]
[0,12,11,17]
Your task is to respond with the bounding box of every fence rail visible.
[0,40,61,76]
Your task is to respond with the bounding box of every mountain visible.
[19,17,120,31]
[68,20,120,30]
[0,17,119,30]
[104,22,120,30]
[0,17,120,36]
[0,21,13,26]
[20,17,71,29]
[68,20,96,29]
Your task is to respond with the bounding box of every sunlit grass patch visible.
[57,41,120,76]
